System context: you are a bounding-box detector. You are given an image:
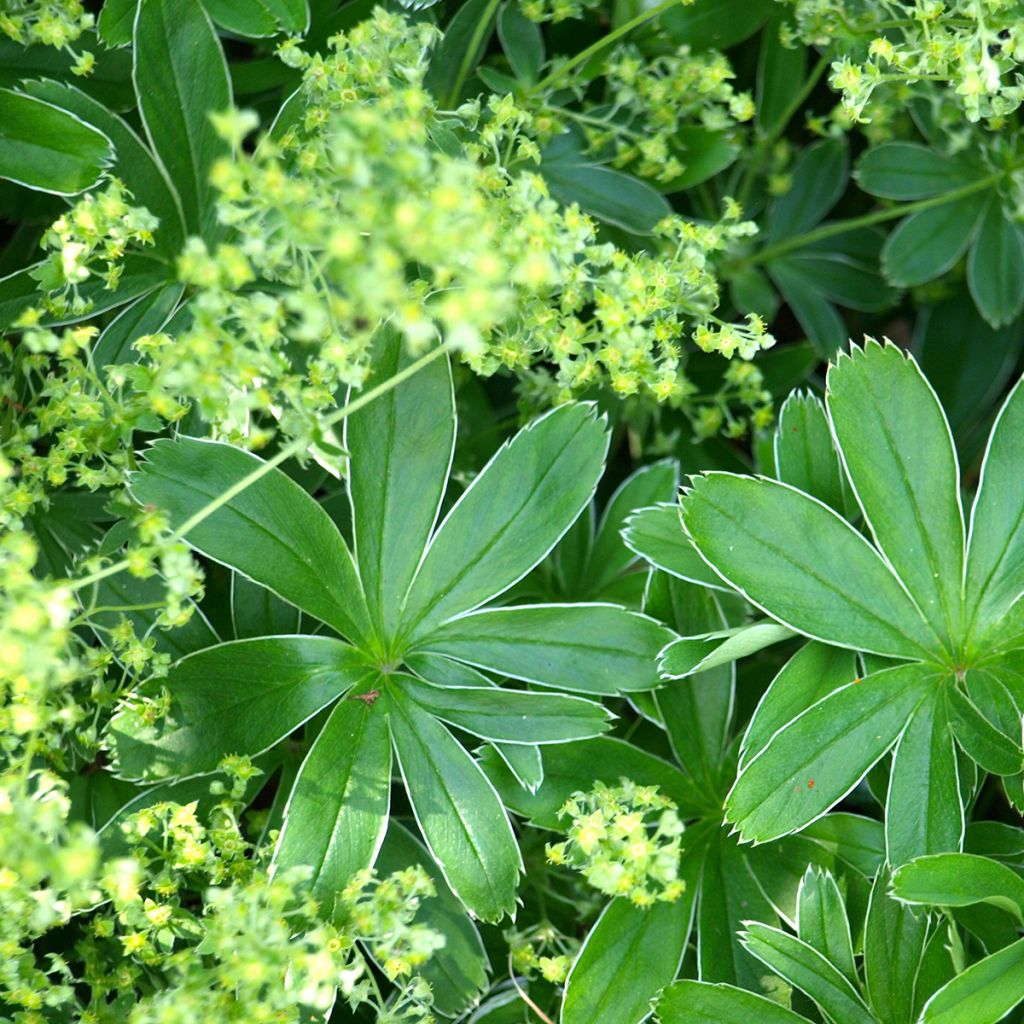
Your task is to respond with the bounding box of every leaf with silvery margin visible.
[796,867,856,983]
[108,637,373,781]
[773,390,846,514]
[918,937,1024,1024]
[724,661,936,843]
[386,685,522,922]
[657,980,814,1024]
[400,403,609,637]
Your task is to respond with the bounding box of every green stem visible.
[67,340,456,594]
[529,0,684,95]
[742,172,1000,267]
[443,0,503,108]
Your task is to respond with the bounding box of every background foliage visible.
[2,0,1024,1022]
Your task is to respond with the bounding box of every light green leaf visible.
[741,642,858,770]
[563,871,698,1024]
[0,88,112,195]
[346,329,454,639]
[920,937,1024,1024]
[968,198,1024,328]
[657,981,813,1024]
[965,376,1024,648]
[398,674,613,744]
[826,341,964,649]
[622,503,731,591]
[881,195,986,287]
[741,922,876,1024]
[375,822,488,1016]
[130,437,372,646]
[402,403,608,636]
[886,690,963,865]
[133,0,231,237]
[893,853,1024,924]
[864,864,930,1024]
[417,603,671,694]
[855,142,973,200]
[725,662,935,842]
[21,79,186,256]
[490,741,544,792]
[659,621,796,679]
[797,868,856,983]
[682,473,938,658]
[272,689,390,917]
[774,390,845,513]
[387,688,522,921]
[108,637,370,780]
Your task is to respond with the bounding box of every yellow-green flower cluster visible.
[547,778,685,907]
[0,0,94,73]
[26,180,159,319]
[507,922,578,984]
[784,0,1024,126]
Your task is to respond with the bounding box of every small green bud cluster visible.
[547,778,685,907]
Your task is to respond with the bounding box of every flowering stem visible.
[529,0,685,95]
[66,339,457,595]
[508,956,558,1024]
[742,172,1001,267]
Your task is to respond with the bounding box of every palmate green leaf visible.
[965,376,1024,649]
[647,573,734,791]
[345,329,455,640]
[386,687,522,921]
[659,621,796,679]
[374,822,488,1016]
[400,403,609,637]
[657,980,813,1024]
[397,674,613,744]
[700,832,779,989]
[622,503,730,591]
[774,391,846,513]
[108,637,372,780]
[741,922,876,1024]
[579,459,678,597]
[0,88,112,195]
[741,642,858,770]
[864,864,931,1024]
[886,689,964,865]
[272,688,390,917]
[133,0,231,238]
[416,603,670,694]
[130,437,373,647]
[826,342,965,649]
[892,852,1024,924]
[919,937,1024,1024]
[725,662,935,842]
[561,844,702,1024]
[480,736,709,828]
[681,473,938,659]
[230,573,300,639]
[796,868,856,984]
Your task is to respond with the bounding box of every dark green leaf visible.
[497,3,543,83]
[856,143,973,200]
[774,391,845,512]
[417,603,671,694]
[130,437,373,646]
[756,17,807,137]
[657,980,813,1024]
[387,687,522,921]
[968,197,1024,328]
[796,868,856,982]
[769,260,848,356]
[99,0,138,45]
[725,663,934,842]
[91,283,183,369]
[622,503,731,591]
[272,690,390,916]
[893,853,1024,923]
[402,403,608,635]
[424,0,500,107]
[230,574,300,639]
[919,937,1024,1024]
[659,0,773,50]
[108,637,371,780]
[947,683,1023,776]
[204,0,309,36]
[682,473,939,658]
[768,139,848,240]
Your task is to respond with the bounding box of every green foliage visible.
[3,0,1024,1021]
